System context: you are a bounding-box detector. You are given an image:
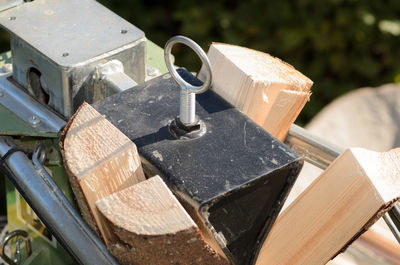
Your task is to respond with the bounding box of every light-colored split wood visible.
[284,162,400,264]
[96,175,229,265]
[256,148,400,265]
[61,102,146,241]
[198,43,313,141]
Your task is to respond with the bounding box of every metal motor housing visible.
[0,0,146,118]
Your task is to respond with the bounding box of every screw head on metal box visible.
[0,0,146,117]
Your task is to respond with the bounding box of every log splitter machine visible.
[0,0,398,265]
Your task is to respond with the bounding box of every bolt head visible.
[29,115,41,126]
[147,67,159,77]
[0,64,12,73]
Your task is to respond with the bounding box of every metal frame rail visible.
[0,136,119,265]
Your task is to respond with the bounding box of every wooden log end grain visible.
[198,43,313,141]
[96,175,230,265]
[61,102,146,239]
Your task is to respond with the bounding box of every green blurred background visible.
[3,0,400,124]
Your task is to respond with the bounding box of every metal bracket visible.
[0,71,66,135]
[96,60,137,94]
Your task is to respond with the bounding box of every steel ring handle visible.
[1,230,32,265]
[164,35,212,94]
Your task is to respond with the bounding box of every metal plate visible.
[0,105,45,137]
[0,0,22,12]
[0,0,144,67]
[0,38,162,136]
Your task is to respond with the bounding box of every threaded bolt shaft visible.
[180,91,196,125]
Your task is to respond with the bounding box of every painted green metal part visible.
[146,40,168,74]
[1,40,166,265]
[5,178,74,265]
[0,105,61,137]
[0,51,61,138]
[0,51,11,66]
[0,49,72,264]
[0,41,166,137]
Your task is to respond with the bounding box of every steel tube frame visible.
[0,136,119,265]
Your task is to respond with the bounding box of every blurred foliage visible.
[1,0,400,124]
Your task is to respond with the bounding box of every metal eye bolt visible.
[164,35,212,125]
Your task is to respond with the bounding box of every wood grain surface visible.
[256,148,400,265]
[96,176,229,265]
[61,102,146,240]
[198,43,313,141]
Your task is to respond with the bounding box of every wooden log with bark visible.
[96,175,229,265]
[60,43,400,265]
[61,102,146,240]
[61,102,229,264]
